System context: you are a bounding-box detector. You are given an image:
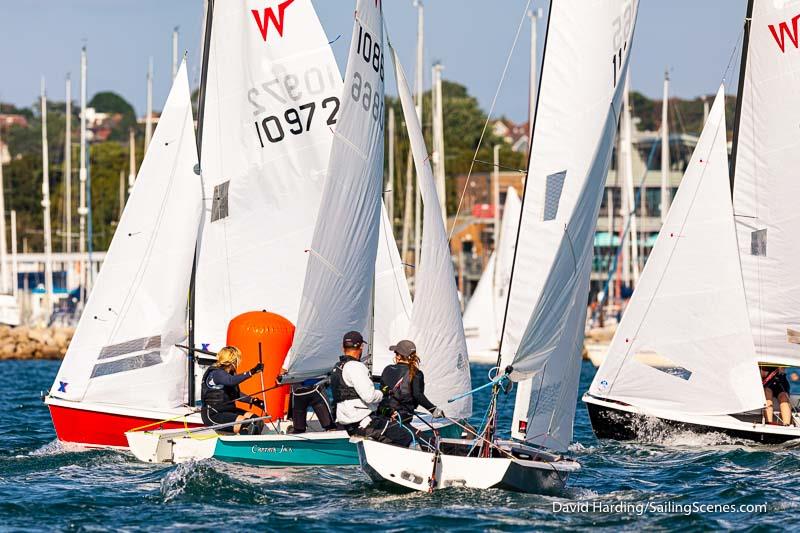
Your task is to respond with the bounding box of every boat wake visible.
[158,460,270,505]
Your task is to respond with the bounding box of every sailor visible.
[761,365,793,426]
[330,331,413,447]
[288,378,336,434]
[378,339,444,425]
[201,346,265,435]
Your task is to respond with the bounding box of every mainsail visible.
[390,45,472,420]
[732,0,800,367]
[501,0,639,450]
[50,62,201,408]
[194,0,342,350]
[286,0,386,379]
[589,87,765,415]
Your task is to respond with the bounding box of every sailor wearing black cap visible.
[329,331,413,447]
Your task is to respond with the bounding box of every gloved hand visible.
[251,398,265,409]
[380,384,390,395]
[432,407,445,419]
[248,363,264,375]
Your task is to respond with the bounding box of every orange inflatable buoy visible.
[228,310,294,420]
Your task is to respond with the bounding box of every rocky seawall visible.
[0,326,73,360]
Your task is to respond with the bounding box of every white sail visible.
[590,86,765,416]
[463,186,520,362]
[501,0,639,450]
[391,46,472,420]
[372,202,413,374]
[732,1,800,367]
[50,62,201,408]
[463,252,498,361]
[195,0,342,350]
[285,0,386,379]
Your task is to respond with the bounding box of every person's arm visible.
[411,372,437,412]
[209,368,251,387]
[344,362,383,404]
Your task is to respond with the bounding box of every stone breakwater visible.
[0,326,74,360]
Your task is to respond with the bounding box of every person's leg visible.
[309,389,336,430]
[778,391,792,425]
[233,410,254,434]
[764,388,775,423]
[291,391,311,433]
[367,417,413,447]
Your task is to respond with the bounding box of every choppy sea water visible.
[1,360,798,531]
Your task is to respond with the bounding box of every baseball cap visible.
[389,339,417,357]
[342,331,365,348]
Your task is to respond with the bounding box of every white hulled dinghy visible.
[463,187,521,365]
[585,0,800,444]
[357,0,638,493]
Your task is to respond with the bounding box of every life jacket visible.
[201,367,240,411]
[379,364,415,417]
[329,356,362,403]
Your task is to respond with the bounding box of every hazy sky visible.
[1,0,747,121]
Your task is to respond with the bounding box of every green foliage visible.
[88,91,137,142]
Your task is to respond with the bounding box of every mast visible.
[387,107,395,225]
[622,77,639,285]
[660,69,670,222]
[78,46,88,307]
[145,57,153,152]
[10,211,17,298]
[0,108,8,294]
[172,27,179,80]
[729,0,754,196]
[128,128,136,193]
[41,79,55,318]
[431,62,446,227]
[64,74,72,255]
[187,0,215,405]
[492,145,500,249]
[527,8,542,145]
[413,0,423,273]
[702,95,709,125]
[119,169,125,219]
[401,145,413,262]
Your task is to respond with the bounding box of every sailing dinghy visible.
[463,187,520,365]
[127,0,465,466]
[356,0,638,492]
[585,0,800,444]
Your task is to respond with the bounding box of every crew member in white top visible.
[329,331,414,447]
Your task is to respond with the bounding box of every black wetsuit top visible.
[378,363,436,423]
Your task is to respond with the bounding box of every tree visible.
[88,92,137,142]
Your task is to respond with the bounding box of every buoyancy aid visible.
[379,364,415,417]
[329,357,362,403]
[201,367,241,411]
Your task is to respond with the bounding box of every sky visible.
[1,0,748,122]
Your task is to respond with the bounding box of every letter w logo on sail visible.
[768,13,800,53]
[251,0,295,42]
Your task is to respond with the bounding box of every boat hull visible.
[584,394,800,445]
[46,397,202,449]
[356,438,578,494]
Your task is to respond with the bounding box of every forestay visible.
[501,0,639,450]
[286,0,386,380]
[195,0,342,350]
[51,62,201,408]
[590,87,765,415]
[732,1,800,367]
[390,45,472,420]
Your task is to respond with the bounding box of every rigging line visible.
[447,0,532,241]
[472,159,527,173]
[604,112,727,398]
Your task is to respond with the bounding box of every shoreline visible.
[0,326,73,360]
